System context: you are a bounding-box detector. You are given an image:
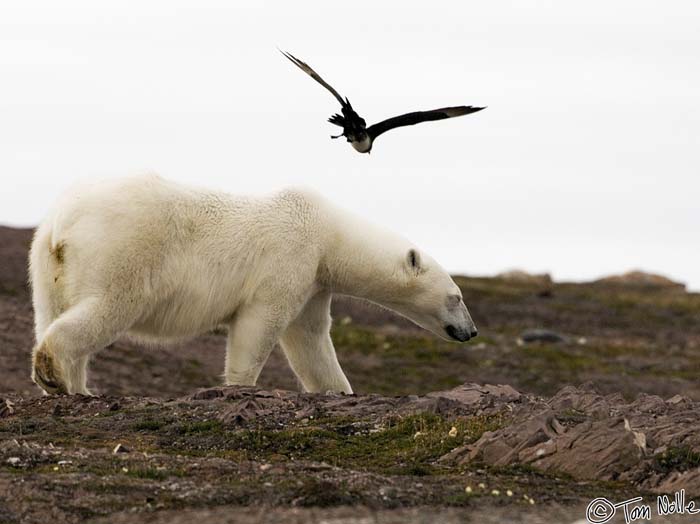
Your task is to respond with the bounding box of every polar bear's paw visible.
[32,346,67,395]
[324,390,348,396]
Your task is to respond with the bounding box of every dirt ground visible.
[2,225,700,524]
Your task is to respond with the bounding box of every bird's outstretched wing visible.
[366,106,485,141]
[280,50,346,107]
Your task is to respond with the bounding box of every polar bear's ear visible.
[406,249,423,274]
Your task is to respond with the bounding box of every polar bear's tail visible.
[29,219,68,338]
[29,219,69,394]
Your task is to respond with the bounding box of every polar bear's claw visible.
[32,349,67,395]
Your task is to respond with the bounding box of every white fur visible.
[29,174,476,395]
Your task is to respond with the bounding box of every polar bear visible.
[29,175,477,395]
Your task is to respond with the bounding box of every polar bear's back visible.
[50,174,207,240]
[40,175,208,292]
[30,175,327,341]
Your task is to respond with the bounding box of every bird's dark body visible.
[329,100,369,148]
[281,51,485,154]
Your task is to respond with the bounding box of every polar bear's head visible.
[382,248,478,342]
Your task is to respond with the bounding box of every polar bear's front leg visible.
[280,291,353,394]
[224,302,287,386]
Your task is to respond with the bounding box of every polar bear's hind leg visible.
[31,297,137,395]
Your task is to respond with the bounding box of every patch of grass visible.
[0,418,48,436]
[175,419,223,435]
[454,276,546,300]
[292,479,357,507]
[37,457,188,482]
[331,323,473,395]
[654,446,700,474]
[133,419,166,431]
[512,344,636,396]
[490,463,546,477]
[125,467,172,481]
[225,412,505,476]
[331,324,388,356]
[332,323,458,362]
[84,481,148,495]
[520,345,602,373]
[516,340,700,395]
[557,408,588,426]
[443,491,474,506]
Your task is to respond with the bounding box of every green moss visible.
[454,276,546,300]
[520,345,602,372]
[443,492,474,506]
[512,344,637,396]
[331,324,388,356]
[490,463,546,477]
[0,418,46,435]
[175,419,223,435]
[223,413,504,475]
[557,408,588,425]
[291,479,357,507]
[330,323,474,395]
[654,446,700,473]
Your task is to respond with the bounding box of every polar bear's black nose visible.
[445,324,472,342]
[470,328,478,338]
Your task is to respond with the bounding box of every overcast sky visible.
[1,1,698,289]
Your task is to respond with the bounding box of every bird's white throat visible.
[351,135,372,153]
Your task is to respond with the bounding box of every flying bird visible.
[281,50,485,154]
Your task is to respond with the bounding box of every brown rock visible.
[217,397,282,425]
[443,384,700,494]
[0,398,14,418]
[595,270,685,291]
[428,383,522,406]
[189,388,225,400]
[496,270,553,286]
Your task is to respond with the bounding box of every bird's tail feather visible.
[328,113,345,127]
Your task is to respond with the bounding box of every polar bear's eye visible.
[446,295,461,307]
[407,249,421,271]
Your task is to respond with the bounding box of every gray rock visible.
[518,329,569,344]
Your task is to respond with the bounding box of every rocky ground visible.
[2,225,700,523]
